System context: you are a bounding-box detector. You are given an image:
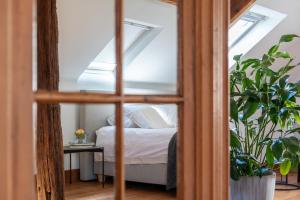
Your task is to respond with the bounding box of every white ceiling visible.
[57,0,177,85]
[246,0,300,82]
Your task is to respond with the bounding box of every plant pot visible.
[230,173,276,200]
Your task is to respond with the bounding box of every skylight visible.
[229,5,286,67]
[85,19,162,72]
[229,12,266,48]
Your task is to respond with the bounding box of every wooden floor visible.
[65,177,300,200]
[65,180,176,200]
[274,173,300,200]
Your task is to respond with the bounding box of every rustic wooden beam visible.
[161,0,256,22]
[36,0,65,199]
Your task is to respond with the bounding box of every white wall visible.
[59,80,81,170]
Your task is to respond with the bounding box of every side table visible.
[63,146,104,188]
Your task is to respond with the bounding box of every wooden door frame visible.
[0,0,229,199]
[194,0,229,199]
[0,0,34,199]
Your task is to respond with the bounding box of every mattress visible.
[95,126,177,164]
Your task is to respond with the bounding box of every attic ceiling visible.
[57,0,300,89]
[57,0,177,85]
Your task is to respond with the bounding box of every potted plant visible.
[230,34,300,200]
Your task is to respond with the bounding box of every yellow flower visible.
[75,128,85,138]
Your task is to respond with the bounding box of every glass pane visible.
[33,0,116,93]
[123,0,178,95]
[229,19,255,47]
[33,103,116,199]
[124,103,178,199]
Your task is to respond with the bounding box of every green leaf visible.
[268,45,279,56]
[241,59,260,71]
[272,140,284,160]
[255,70,262,88]
[280,159,292,176]
[233,54,243,62]
[230,130,241,149]
[230,98,239,121]
[242,98,259,120]
[233,54,243,70]
[279,75,289,88]
[279,34,299,43]
[266,145,275,168]
[274,51,291,59]
[261,54,274,67]
[293,112,300,125]
[257,167,273,177]
[282,137,300,154]
[285,127,300,134]
[230,165,240,181]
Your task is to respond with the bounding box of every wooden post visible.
[36,0,65,199]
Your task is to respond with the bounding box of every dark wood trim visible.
[0,0,34,199]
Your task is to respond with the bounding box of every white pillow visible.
[106,110,137,128]
[131,106,171,129]
[153,104,178,127]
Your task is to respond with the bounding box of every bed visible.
[93,126,177,186]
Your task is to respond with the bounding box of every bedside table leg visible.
[102,151,104,188]
[69,153,72,184]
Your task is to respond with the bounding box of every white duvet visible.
[95,126,177,164]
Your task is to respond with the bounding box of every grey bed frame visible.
[94,161,167,185]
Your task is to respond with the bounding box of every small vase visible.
[77,137,84,144]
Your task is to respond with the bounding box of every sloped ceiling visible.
[57,0,177,84]
[57,0,115,81]
[246,0,300,82]
[58,0,300,87]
